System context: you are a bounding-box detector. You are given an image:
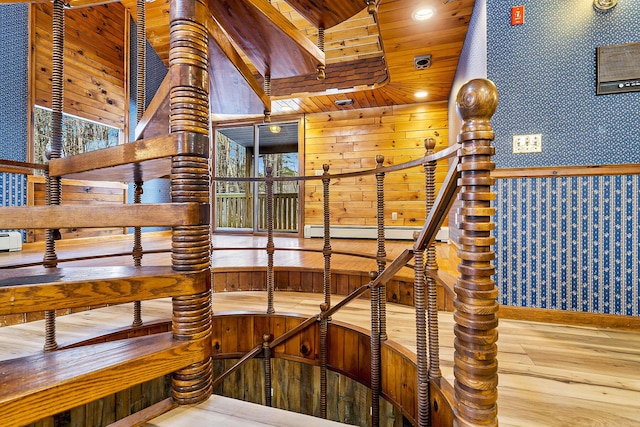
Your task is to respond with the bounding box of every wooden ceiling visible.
[47,0,476,118]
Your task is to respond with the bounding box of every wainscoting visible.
[495,173,640,316]
[0,172,27,240]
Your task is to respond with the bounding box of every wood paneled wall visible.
[304,103,449,227]
[33,3,127,130]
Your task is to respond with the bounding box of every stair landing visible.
[144,394,349,427]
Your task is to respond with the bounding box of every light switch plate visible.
[512,134,542,153]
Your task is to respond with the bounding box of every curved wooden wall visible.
[211,312,455,426]
[212,267,455,312]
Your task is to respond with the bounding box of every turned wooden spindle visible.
[321,163,332,309]
[375,155,388,341]
[453,78,499,427]
[369,270,381,427]
[319,302,329,418]
[263,333,273,407]
[43,0,66,352]
[266,166,275,314]
[424,137,441,379]
[132,0,147,328]
[413,230,428,427]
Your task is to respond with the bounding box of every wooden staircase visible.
[0,0,370,425]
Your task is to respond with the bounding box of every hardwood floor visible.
[1,233,639,426]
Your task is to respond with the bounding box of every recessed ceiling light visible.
[414,91,428,99]
[412,7,435,21]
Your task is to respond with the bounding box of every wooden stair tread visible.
[284,0,365,29]
[0,266,209,315]
[206,0,324,79]
[48,133,208,181]
[0,333,208,427]
[135,73,170,141]
[0,203,208,230]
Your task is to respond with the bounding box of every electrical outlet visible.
[512,134,542,153]
[391,212,398,221]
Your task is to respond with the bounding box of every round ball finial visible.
[320,302,329,312]
[424,137,436,151]
[263,333,272,343]
[455,79,498,133]
[375,154,384,166]
[368,270,379,280]
[322,163,330,172]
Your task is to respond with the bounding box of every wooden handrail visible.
[212,344,264,388]
[492,163,640,179]
[0,159,48,175]
[414,157,460,251]
[212,143,461,184]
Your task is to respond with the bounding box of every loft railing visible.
[210,78,499,427]
[0,79,497,426]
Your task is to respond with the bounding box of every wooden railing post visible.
[43,0,66,352]
[169,0,213,405]
[132,179,144,327]
[453,78,499,427]
[375,155,388,341]
[321,164,332,309]
[424,138,441,379]
[266,166,275,314]
[369,270,381,427]
[413,231,428,427]
[263,333,273,407]
[319,302,329,419]
[132,0,147,328]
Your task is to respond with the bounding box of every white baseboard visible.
[303,225,449,242]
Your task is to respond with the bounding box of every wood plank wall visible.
[304,103,449,227]
[33,3,127,130]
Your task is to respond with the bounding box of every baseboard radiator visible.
[0,231,22,252]
[303,225,449,242]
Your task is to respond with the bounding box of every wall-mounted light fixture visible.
[594,0,618,10]
[269,125,281,134]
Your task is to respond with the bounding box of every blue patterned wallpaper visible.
[495,175,640,316]
[449,0,487,146]
[0,173,27,239]
[487,0,640,168]
[0,6,29,241]
[0,5,29,162]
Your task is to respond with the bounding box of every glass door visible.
[215,126,253,231]
[215,121,299,233]
[257,123,299,233]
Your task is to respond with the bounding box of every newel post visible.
[169,0,213,405]
[453,79,499,427]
